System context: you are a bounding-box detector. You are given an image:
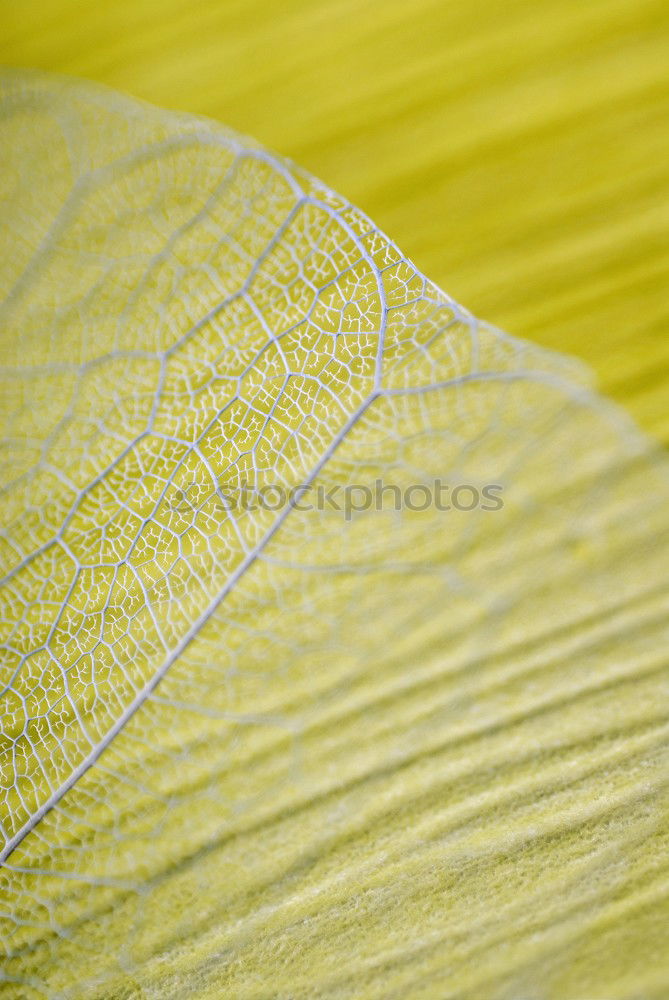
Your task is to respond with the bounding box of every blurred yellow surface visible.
[1,72,668,998]
[2,0,668,439]
[1,3,669,998]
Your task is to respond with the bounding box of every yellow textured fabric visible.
[0,3,668,999]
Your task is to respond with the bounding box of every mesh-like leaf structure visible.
[0,71,668,999]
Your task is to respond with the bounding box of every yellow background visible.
[1,5,669,997]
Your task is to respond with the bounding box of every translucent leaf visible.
[0,71,668,999]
